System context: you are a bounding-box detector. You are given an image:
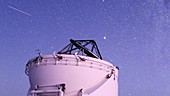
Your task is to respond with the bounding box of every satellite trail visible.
[8,5,31,16]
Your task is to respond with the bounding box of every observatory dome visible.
[25,39,119,96]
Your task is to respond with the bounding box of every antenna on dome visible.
[35,49,42,57]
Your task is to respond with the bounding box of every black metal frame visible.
[57,39,102,59]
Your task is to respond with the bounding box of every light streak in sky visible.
[8,5,31,16]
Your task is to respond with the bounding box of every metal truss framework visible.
[57,39,102,60]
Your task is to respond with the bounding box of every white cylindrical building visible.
[25,39,119,96]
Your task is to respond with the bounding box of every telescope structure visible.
[25,39,119,96]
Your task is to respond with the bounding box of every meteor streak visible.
[8,5,31,16]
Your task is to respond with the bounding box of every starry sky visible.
[0,0,170,96]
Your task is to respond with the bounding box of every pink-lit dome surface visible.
[26,54,118,96]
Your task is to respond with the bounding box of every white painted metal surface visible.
[26,54,118,96]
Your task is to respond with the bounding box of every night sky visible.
[0,0,170,96]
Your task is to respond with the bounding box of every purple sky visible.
[0,0,170,96]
